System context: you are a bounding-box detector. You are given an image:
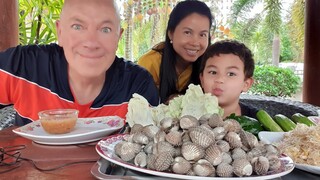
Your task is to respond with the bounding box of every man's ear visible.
[242,77,254,92]
[55,20,62,46]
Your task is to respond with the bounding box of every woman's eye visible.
[71,24,82,30]
[184,31,191,35]
[209,70,217,75]
[200,33,208,38]
[101,27,111,33]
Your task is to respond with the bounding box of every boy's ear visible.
[242,77,254,92]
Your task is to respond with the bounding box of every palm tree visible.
[231,0,283,66]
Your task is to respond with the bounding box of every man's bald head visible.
[60,0,121,22]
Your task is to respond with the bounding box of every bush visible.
[249,65,301,97]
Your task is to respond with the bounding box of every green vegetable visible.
[227,113,265,136]
[291,113,316,126]
[256,110,284,132]
[274,114,297,132]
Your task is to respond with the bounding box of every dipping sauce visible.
[38,109,79,134]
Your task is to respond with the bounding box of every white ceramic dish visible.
[96,134,294,180]
[13,116,124,145]
[258,131,320,175]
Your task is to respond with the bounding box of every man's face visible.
[56,0,123,79]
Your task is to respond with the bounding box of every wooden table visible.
[0,126,100,179]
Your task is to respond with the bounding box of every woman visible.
[138,0,214,103]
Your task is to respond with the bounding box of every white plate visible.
[258,131,320,175]
[13,116,124,145]
[96,134,295,180]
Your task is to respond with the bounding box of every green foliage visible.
[19,0,63,45]
[249,65,301,97]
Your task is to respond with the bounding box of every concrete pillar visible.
[303,0,320,106]
[0,0,19,51]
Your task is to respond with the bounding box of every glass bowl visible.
[38,109,79,134]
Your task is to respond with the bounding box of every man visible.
[0,0,159,126]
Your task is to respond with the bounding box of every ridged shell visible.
[267,154,281,171]
[114,141,141,162]
[165,130,182,146]
[143,141,154,154]
[189,127,215,148]
[231,147,247,160]
[264,144,280,157]
[221,152,232,164]
[152,141,175,156]
[205,144,223,166]
[180,115,199,130]
[142,125,160,139]
[251,156,269,175]
[171,156,192,175]
[133,132,149,145]
[199,113,212,122]
[134,151,147,167]
[130,124,143,134]
[216,140,230,153]
[181,142,205,161]
[154,130,166,143]
[193,159,215,177]
[153,152,173,172]
[247,145,267,161]
[232,158,253,177]
[159,117,174,131]
[239,130,258,150]
[182,131,191,143]
[212,126,227,140]
[222,119,242,133]
[224,132,243,149]
[216,162,234,177]
[208,113,223,128]
[147,154,156,169]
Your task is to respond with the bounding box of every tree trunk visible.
[272,35,280,66]
[0,0,19,51]
[124,3,133,61]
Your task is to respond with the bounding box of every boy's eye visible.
[228,72,236,76]
[71,24,82,30]
[208,70,217,75]
[101,27,111,33]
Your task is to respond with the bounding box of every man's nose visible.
[83,29,100,49]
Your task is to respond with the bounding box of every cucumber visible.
[256,110,284,132]
[274,114,297,132]
[291,113,316,126]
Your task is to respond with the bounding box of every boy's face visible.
[56,0,123,79]
[200,54,253,107]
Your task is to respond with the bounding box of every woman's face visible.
[169,13,210,63]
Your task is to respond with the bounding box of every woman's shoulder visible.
[137,43,164,65]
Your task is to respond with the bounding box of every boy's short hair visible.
[200,39,255,79]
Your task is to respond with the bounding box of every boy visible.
[199,39,257,118]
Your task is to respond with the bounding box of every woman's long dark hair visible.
[156,0,214,103]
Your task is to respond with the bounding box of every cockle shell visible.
[114,141,141,162]
[134,151,147,167]
[143,141,154,154]
[232,158,253,177]
[205,144,223,166]
[165,130,182,146]
[180,115,199,130]
[208,113,223,128]
[264,144,280,157]
[231,147,247,160]
[152,141,175,156]
[172,156,192,175]
[189,127,215,148]
[247,145,266,161]
[216,162,234,177]
[160,117,174,131]
[251,156,270,175]
[216,140,230,153]
[212,126,227,140]
[222,119,242,133]
[221,152,233,164]
[133,132,149,145]
[224,132,243,149]
[130,124,143,134]
[193,159,215,177]
[239,129,258,150]
[142,125,160,139]
[267,154,281,171]
[153,152,173,172]
[154,130,166,143]
[181,142,205,161]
